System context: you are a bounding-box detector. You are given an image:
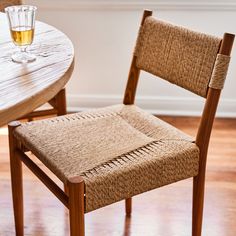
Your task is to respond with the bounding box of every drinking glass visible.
[5,5,37,63]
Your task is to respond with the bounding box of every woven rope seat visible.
[14,104,199,212]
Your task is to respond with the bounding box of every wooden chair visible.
[1,0,67,121]
[8,10,234,236]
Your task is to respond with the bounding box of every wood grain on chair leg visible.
[123,10,152,105]
[68,176,85,236]
[192,175,205,236]
[125,198,132,216]
[8,121,24,236]
[192,33,234,236]
[64,183,69,196]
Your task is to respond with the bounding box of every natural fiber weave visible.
[134,17,221,97]
[14,105,199,212]
[0,0,21,12]
[83,139,199,212]
[209,54,230,89]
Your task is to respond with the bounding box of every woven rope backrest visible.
[0,0,21,12]
[134,16,222,97]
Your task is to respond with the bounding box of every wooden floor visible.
[0,116,236,236]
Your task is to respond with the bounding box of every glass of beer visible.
[5,5,37,63]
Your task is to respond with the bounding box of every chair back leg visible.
[64,183,69,196]
[192,175,205,236]
[192,33,234,236]
[125,198,132,216]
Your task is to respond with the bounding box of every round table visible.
[0,13,74,127]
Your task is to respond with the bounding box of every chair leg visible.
[125,198,132,216]
[68,177,85,236]
[192,174,205,236]
[55,88,67,116]
[64,183,69,195]
[8,121,24,236]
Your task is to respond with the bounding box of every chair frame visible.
[8,10,234,236]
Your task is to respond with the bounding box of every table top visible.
[0,13,74,127]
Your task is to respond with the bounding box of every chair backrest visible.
[123,10,234,169]
[0,0,22,12]
[135,17,223,97]
[124,9,233,109]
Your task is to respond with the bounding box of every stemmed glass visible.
[5,5,37,63]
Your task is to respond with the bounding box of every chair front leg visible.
[68,177,85,236]
[8,121,24,236]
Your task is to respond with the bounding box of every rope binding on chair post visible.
[209,54,231,90]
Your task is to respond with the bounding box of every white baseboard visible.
[67,94,236,117]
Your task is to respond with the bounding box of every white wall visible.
[25,0,236,117]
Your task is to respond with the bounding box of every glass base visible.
[12,51,36,63]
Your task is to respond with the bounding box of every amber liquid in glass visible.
[10,26,34,46]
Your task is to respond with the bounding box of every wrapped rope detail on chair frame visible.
[209,54,231,89]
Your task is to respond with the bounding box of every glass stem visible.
[20,46,27,53]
